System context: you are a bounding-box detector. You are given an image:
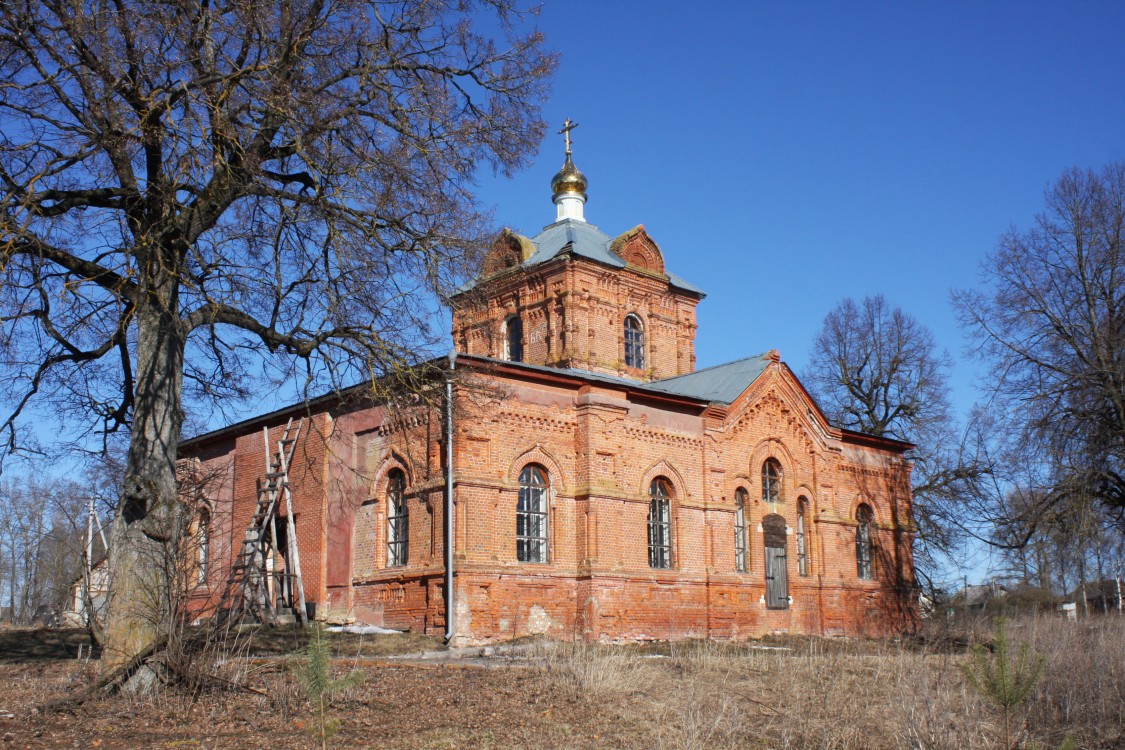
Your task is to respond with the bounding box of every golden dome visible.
[551,154,587,200]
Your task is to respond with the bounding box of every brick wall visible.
[452,253,701,382]
[184,344,918,643]
[334,357,916,642]
[183,356,917,641]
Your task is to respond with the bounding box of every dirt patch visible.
[234,625,443,658]
[0,655,641,749]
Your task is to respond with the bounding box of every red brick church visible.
[181,134,918,643]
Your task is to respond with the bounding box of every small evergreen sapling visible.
[960,618,1045,750]
[293,623,365,750]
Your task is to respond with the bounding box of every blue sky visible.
[477,1,1125,423]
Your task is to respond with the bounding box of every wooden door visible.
[763,513,789,610]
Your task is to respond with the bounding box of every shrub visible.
[960,618,1045,749]
[292,623,364,750]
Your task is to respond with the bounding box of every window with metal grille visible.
[797,497,809,577]
[517,465,549,563]
[648,477,672,569]
[762,458,783,504]
[856,503,874,580]
[386,469,408,567]
[506,315,523,362]
[734,487,748,573]
[624,315,645,369]
[196,508,210,584]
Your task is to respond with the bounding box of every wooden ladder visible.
[219,417,308,627]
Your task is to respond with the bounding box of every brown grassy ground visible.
[0,615,1121,749]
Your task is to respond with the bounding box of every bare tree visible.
[804,296,952,441]
[0,476,87,624]
[992,483,1125,609]
[956,163,1125,523]
[803,295,991,583]
[0,0,554,683]
[0,478,54,623]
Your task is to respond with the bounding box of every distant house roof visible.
[456,218,705,297]
[961,582,1008,606]
[1071,579,1124,601]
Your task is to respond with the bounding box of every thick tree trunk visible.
[101,292,186,684]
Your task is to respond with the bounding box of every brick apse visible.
[180,151,918,643]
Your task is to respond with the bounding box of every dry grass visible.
[532,615,1125,749]
[2,616,1122,748]
[535,639,655,698]
[1018,615,1125,745]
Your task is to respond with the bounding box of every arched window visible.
[505,315,523,362]
[196,508,210,585]
[517,465,549,563]
[796,497,809,577]
[624,314,645,369]
[856,503,874,580]
[734,487,748,573]
[386,469,408,566]
[761,459,783,504]
[648,477,672,569]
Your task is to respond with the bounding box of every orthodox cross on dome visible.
[551,117,587,222]
[558,118,578,155]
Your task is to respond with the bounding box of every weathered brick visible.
[182,222,918,643]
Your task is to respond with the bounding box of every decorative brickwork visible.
[610,225,666,275]
[183,351,917,642]
[451,225,700,381]
[181,197,917,643]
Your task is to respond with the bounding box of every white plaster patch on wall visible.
[526,604,553,634]
[455,597,473,634]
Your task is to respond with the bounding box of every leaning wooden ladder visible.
[221,417,308,627]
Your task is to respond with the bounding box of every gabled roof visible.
[645,353,772,404]
[179,353,910,455]
[456,218,705,296]
[460,352,771,407]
